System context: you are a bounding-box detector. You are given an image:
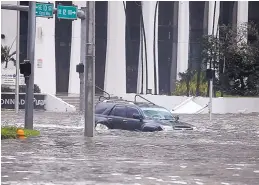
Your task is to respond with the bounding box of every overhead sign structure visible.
[35,2,54,18]
[57,5,78,20]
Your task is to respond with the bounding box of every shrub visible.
[173,70,221,97]
[173,80,209,97]
[1,126,40,140]
[1,84,41,93]
[34,84,41,93]
[1,86,13,92]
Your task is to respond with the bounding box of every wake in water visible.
[95,124,109,132]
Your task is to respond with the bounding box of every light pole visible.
[24,1,36,130]
[15,1,20,114]
[84,1,95,137]
[206,68,215,121]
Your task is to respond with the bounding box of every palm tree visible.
[1,45,16,68]
[178,68,196,96]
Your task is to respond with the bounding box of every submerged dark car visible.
[95,100,194,132]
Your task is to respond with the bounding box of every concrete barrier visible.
[206,97,259,114]
[121,93,189,111]
[44,93,76,112]
[121,93,259,114]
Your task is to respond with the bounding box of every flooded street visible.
[2,112,259,185]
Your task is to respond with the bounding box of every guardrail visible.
[134,94,156,105]
[95,85,111,101]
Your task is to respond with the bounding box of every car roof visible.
[96,100,163,109]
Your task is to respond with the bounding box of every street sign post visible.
[57,5,78,20]
[35,2,53,18]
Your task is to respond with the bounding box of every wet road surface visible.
[1,112,259,185]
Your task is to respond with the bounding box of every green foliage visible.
[19,84,41,93]
[1,126,40,140]
[201,22,259,96]
[1,84,41,93]
[1,45,16,68]
[173,80,209,97]
[173,71,208,96]
[1,86,13,92]
[1,126,17,139]
[173,70,222,97]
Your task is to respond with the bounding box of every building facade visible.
[1,1,259,96]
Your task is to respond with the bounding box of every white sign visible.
[37,59,43,68]
[1,63,25,86]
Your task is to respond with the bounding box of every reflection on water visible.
[1,112,259,185]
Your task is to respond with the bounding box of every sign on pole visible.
[35,2,54,18]
[57,5,78,20]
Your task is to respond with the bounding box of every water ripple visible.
[2,112,259,185]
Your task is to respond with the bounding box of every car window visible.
[95,106,107,114]
[95,103,110,114]
[127,107,140,119]
[110,105,126,117]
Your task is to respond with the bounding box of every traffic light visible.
[20,60,31,77]
[76,63,84,73]
[206,69,215,80]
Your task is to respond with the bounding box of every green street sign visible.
[35,2,54,18]
[57,5,78,20]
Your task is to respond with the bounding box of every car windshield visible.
[141,107,174,120]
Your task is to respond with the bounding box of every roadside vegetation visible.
[1,126,40,140]
[173,22,259,97]
[1,44,42,93]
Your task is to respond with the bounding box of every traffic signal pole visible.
[24,2,36,129]
[15,1,20,114]
[84,1,95,137]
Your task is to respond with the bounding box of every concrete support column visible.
[137,24,144,94]
[237,1,249,43]
[137,1,159,95]
[104,1,126,96]
[34,1,56,94]
[176,1,189,79]
[237,1,248,26]
[68,1,86,95]
[208,1,220,36]
[232,1,249,44]
[170,1,179,93]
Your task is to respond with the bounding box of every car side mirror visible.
[174,115,179,122]
[133,113,142,121]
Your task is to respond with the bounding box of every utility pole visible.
[206,68,214,121]
[84,1,95,137]
[209,78,213,121]
[209,1,217,121]
[207,1,217,97]
[15,1,20,114]
[24,1,36,129]
[79,7,87,112]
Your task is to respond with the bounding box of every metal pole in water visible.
[209,79,213,121]
[84,1,95,137]
[25,1,36,129]
[79,7,87,112]
[15,1,20,114]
